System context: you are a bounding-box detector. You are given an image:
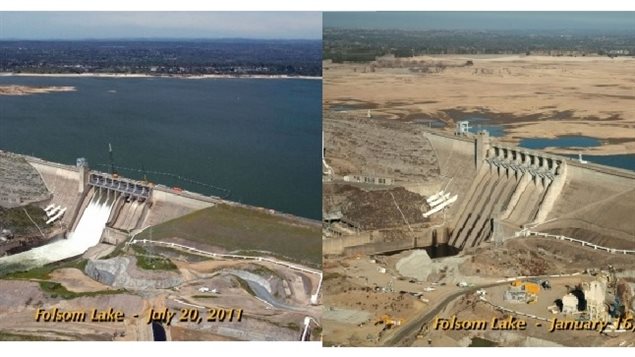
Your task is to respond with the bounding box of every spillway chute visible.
[0,189,115,269]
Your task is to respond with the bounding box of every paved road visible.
[382,281,507,347]
[382,272,583,346]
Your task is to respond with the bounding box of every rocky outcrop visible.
[226,269,273,293]
[85,257,182,290]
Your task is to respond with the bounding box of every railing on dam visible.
[88,172,151,200]
[516,229,635,255]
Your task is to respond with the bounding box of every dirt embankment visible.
[324,113,441,180]
[459,238,635,278]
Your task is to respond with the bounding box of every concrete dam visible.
[424,129,635,251]
[0,155,217,269]
[323,119,634,256]
[448,136,566,249]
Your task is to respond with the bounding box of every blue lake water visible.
[0,76,321,220]
[465,116,506,137]
[473,124,505,137]
[460,117,634,172]
[518,135,635,172]
[520,136,602,150]
[566,154,635,172]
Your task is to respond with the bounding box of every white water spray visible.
[0,190,115,269]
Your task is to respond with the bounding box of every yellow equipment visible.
[512,280,540,294]
[374,315,404,329]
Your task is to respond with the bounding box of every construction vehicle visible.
[374,315,404,330]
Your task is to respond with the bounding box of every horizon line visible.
[0,37,322,41]
[323,26,635,33]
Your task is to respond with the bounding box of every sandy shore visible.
[0,85,76,96]
[0,72,321,80]
[324,55,635,156]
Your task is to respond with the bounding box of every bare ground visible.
[324,183,429,230]
[324,55,635,156]
[459,238,635,278]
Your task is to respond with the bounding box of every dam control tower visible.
[77,157,89,194]
[475,130,490,170]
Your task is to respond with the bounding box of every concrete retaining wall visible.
[324,227,438,256]
[546,159,635,239]
[323,233,373,255]
[342,239,415,256]
[142,188,215,227]
[101,227,128,245]
[423,130,478,217]
[28,160,81,227]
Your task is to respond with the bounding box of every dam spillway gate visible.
[88,172,151,202]
[84,172,153,233]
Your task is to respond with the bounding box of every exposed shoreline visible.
[0,72,321,80]
[327,103,635,157]
[324,55,635,157]
[0,85,76,96]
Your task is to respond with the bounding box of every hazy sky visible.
[0,12,322,40]
[324,12,635,32]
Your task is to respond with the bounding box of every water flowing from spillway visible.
[0,191,115,270]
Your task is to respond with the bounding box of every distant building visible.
[343,175,394,186]
[608,49,630,56]
[455,121,471,135]
[562,294,579,314]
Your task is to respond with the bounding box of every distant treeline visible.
[0,40,322,76]
[324,28,635,62]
